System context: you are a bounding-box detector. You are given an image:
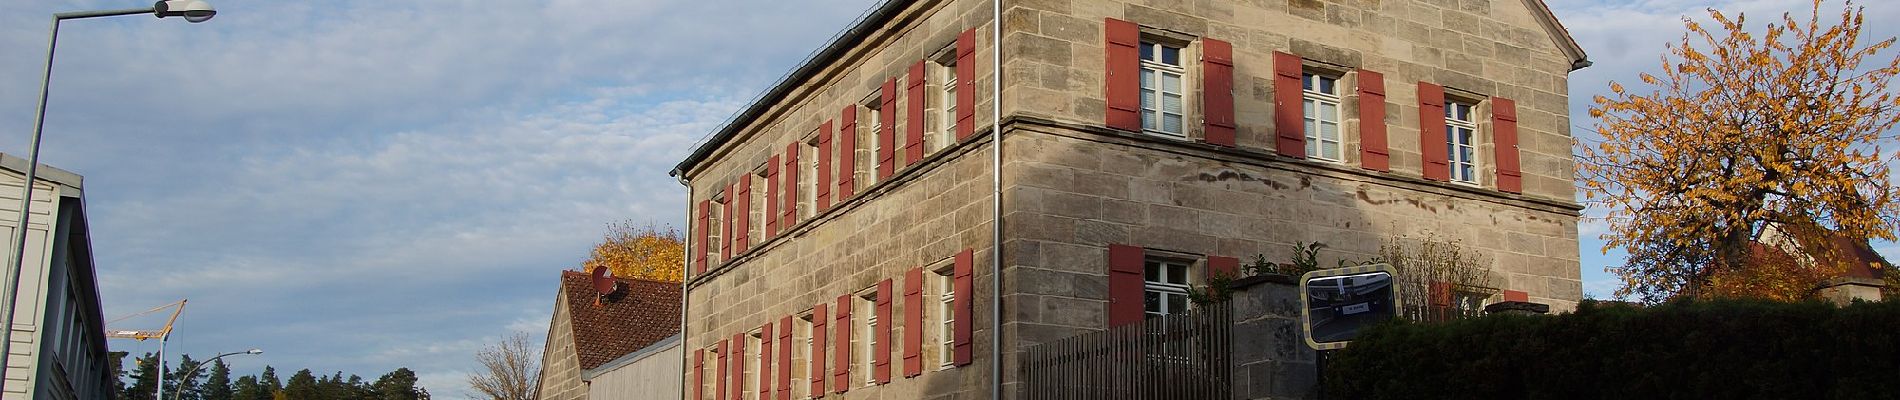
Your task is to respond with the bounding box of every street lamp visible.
[0,0,218,393]
[172,349,262,400]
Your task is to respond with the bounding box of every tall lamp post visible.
[170,349,261,400]
[0,0,217,392]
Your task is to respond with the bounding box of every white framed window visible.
[745,331,762,399]
[934,266,956,369]
[936,59,958,153]
[796,313,814,399]
[752,168,768,239]
[707,197,724,264]
[1303,73,1343,162]
[1445,101,1478,184]
[1139,41,1186,137]
[857,292,878,386]
[862,99,882,186]
[1144,258,1193,316]
[802,135,820,218]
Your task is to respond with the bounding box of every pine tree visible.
[123,352,160,400]
[201,359,234,400]
[108,351,130,399]
[259,366,282,398]
[283,369,318,400]
[231,376,264,400]
[168,354,203,400]
[373,368,426,400]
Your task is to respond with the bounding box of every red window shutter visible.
[1107,244,1146,328]
[1357,69,1390,172]
[783,143,800,226]
[1202,38,1236,147]
[1492,97,1522,193]
[716,340,728,400]
[956,29,977,141]
[777,315,793,400]
[1103,18,1141,132]
[1207,256,1238,279]
[832,294,851,394]
[1428,281,1453,307]
[736,176,751,249]
[952,248,974,365]
[766,156,780,238]
[759,322,774,399]
[694,348,705,400]
[810,303,828,397]
[874,278,894,384]
[902,267,924,377]
[731,333,745,400]
[837,105,857,199]
[1503,290,1529,303]
[878,78,898,181]
[722,183,734,261]
[696,200,709,274]
[816,121,833,211]
[1419,82,1450,181]
[1273,51,1306,158]
[906,60,926,166]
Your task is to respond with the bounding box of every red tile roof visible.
[558,270,682,370]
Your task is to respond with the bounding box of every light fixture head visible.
[154,0,216,23]
[246,348,263,354]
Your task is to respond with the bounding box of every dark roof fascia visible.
[670,0,913,179]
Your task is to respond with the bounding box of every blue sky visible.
[0,0,1894,397]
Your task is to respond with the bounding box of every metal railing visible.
[1022,302,1232,400]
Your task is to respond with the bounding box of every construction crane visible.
[105,299,186,400]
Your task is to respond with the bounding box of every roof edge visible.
[580,333,681,381]
[671,0,915,179]
[0,152,83,192]
[1525,0,1592,71]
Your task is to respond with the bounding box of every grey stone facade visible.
[673,0,1585,398]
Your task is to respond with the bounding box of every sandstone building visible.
[669,0,1588,398]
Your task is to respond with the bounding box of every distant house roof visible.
[1753,223,1891,281]
[557,270,682,370]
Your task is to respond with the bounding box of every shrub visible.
[1324,299,1900,400]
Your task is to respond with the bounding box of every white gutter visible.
[988,0,1004,397]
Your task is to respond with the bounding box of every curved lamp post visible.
[172,349,262,400]
[0,0,217,394]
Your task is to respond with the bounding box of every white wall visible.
[583,338,682,400]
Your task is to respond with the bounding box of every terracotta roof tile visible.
[558,270,682,370]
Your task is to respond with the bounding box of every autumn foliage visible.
[581,221,685,283]
[1581,1,1900,301]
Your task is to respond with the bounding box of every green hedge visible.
[1324,299,1900,400]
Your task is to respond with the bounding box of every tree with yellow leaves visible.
[1581,0,1900,301]
[581,221,685,283]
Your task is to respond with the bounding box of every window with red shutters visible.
[1418,82,1451,181]
[1492,97,1522,193]
[784,144,800,226]
[906,61,926,167]
[1202,38,1235,147]
[809,302,828,397]
[1107,244,1146,327]
[815,122,833,211]
[955,29,977,141]
[873,279,894,384]
[735,176,751,250]
[951,248,974,365]
[696,201,709,274]
[902,267,924,377]
[1358,69,1391,171]
[832,295,851,394]
[776,315,793,400]
[694,348,705,400]
[759,323,774,399]
[1103,18,1141,132]
[722,185,734,261]
[1273,52,1307,158]
[716,340,728,400]
[837,105,857,199]
[877,78,898,181]
[765,156,780,238]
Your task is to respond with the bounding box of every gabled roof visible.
[1523,0,1592,71]
[556,270,683,370]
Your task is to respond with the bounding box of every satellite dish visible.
[591,266,617,294]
